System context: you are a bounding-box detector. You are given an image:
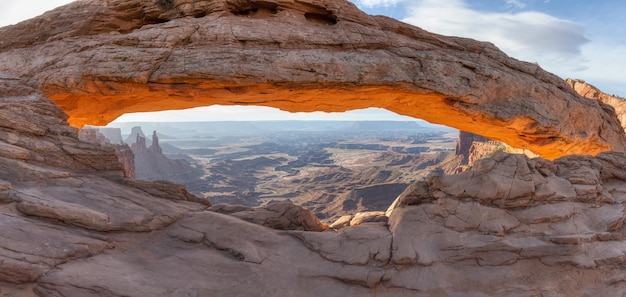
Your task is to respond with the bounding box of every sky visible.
[1,0,624,122]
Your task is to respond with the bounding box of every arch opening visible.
[80,106,461,221]
[2,0,624,160]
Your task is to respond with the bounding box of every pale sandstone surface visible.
[0,1,624,159]
[0,76,208,287]
[209,201,328,231]
[3,76,626,296]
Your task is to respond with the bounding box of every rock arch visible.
[0,0,624,160]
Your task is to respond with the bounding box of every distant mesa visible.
[129,127,203,183]
[80,125,202,183]
[80,126,125,145]
[125,126,148,145]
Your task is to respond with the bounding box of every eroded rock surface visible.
[386,151,626,271]
[24,151,626,296]
[4,2,626,296]
[209,201,328,231]
[0,76,208,286]
[0,0,624,159]
[4,75,626,296]
[568,78,626,131]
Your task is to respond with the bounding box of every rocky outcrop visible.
[78,127,108,145]
[467,140,505,165]
[0,75,126,179]
[125,126,147,146]
[123,179,212,207]
[456,131,490,164]
[209,202,327,231]
[0,75,208,287]
[568,78,626,131]
[18,149,626,296]
[0,0,624,159]
[130,128,203,183]
[456,130,543,169]
[5,74,626,295]
[79,127,136,178]
[97,127,125,144]
[384,151,626,277]
[114,144,136,178]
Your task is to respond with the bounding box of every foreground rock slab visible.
[0,0,625,159]
[0,75,208,289]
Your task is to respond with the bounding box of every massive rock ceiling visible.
[0,0,624,159]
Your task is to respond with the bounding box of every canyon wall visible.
[79,127,136,178]
[456,131,490,165]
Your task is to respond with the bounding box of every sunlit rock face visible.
[0,0,624,159]
[568,78,626,131]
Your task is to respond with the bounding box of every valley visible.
[108,121,458,221]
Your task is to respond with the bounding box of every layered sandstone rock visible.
[4,75,626,296]
[209,201,328,231]
[0,76,208,286]
[5,1,626,296]
[113,144,136,178]
[0,0,624,159]
[79,127,136,178]
[568,78,626,131]
[386,151,626,274]
[456,131,490,164]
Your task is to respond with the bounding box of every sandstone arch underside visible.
[0,0,624,160]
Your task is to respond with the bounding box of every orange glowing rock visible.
[0,0,624,159]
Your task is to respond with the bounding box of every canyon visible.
[103,121,458,221]
[2,0,626,296]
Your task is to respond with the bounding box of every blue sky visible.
[356,0,626,96]
[1,0,624,122]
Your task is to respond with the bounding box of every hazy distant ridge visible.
[108,121,454,138]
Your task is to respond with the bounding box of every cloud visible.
[505,0,528,9]
[0,1,74,27]
[353,0,403,8]
[574,43,626,96]
[401,0,590,74]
